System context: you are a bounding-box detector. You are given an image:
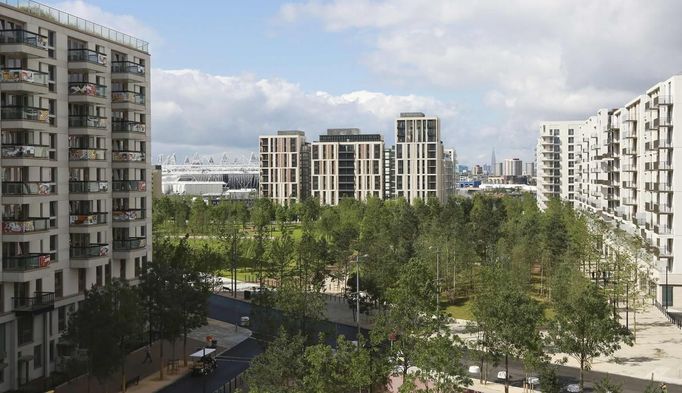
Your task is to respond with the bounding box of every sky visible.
[52,0,682,166]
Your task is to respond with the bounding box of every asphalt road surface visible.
[160,295,682,393]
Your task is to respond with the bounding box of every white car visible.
[565,383,580,392]
[497,371,511,380]
[527,376,540,386]
[468,365,480,374]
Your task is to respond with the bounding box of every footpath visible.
[54,319,251,393]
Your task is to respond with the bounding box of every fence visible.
[212,374,245,393]
[653,299,682,329]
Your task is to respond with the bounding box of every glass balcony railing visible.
[112,151,145,162]
[70,243,110,258]
[68,82,107,97]
[2,217,50,233]
[112,180,146,192]
[0,29,48,49]
[0,68,48,85]
[13,292,54,313]
[111,61,145,75]
[1,144,50,159]
[68,49,107,65]
[2,182,55,195]
[2,253,52,271]
[69,212,108,225]
[68,115,106,129]
[114,237,147,251]
[112,91,145,105]
[112,209,146,222]
[68,181,109,193]
[112,120,146,133]
[68,148,106,161]
[1,106,49,123]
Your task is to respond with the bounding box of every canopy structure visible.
[189,348,216,358]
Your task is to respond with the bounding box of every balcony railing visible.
[114,237,147,251]
[68,115,106,129]
[0,68,48,85]
[112,120,146,133]
[68,82,107,97]
[68,49,107,65]
[68,181,109,193]
[13,292,54,313]
[111,61,145,75]
[2,217,50,233]
[112,209,146,222]
[112,151,145,162]
[112,180,146,192]
[1,106,49,123]
[2,182,55,195]
[112,91,145,105]
[0,29,48,49]
[1,144,50,159]
[70,243,110,258]
[69,212,108,225]
[68,148,106,161]
[3,253,52,271]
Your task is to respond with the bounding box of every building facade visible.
[536,121,581,210]
[310,129,384,205]
[394,112,445,203]
[503,158,523,177]
[538,74,682,308]
[259,130,309,205]
[0,1,151,389]
[443,148,456,196]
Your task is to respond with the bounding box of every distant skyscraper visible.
[491,148,497,171]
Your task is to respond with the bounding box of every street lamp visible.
[429,246,440,311]
[355,254,369,338]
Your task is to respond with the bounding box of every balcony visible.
[658,204,673,214]
[68,82,107,103]
[658,139,672,149]
[3,253,52,272]
[658,161,673,171]
[69,181,109,194]
[112,91,145,108]
[112,151,145,162]
[69,212,108,226]
[656,226,673,235]
[1,144,51,160]
[111,61,145,83]
[70,243,110,259]
[659,246,673,258]
[622,198,636,205]
[657,95,673,106]
[0,68,49,93]
[622,181,636,189]
[68,148,106,161]
[68,115,107,130]
[114,237,147,251]
[113,209,146,222]
[2,218,50,233]
[13,292,55,314]
[112,180,147,192]
[0,29,48,57]
[659,117,673,127]
[68,49,107,71]
[2,182,55,196]
[1,106,50,129]
[112,120,146,134]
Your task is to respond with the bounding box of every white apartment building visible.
[443,148,456,196]
[395,112,445,203]
[311,129,384,205]
[538,74,682,309]
[503,158,523,177]
[259,130,309,204]
[536,121,581,210]
[0,1,151,389]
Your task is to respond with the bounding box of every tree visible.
[594,374,623,393]
[549,270,633,392]
[66,280,144,392]
[472,266,544,393]
[245,329,306,392]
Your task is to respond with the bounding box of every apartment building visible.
[536,121,581,210]
[258,130,309,204]
[395,112,445,203]
[383,146,395,200]
[0,1,151,390]
[443,148,456,196]
[310,129,384,205]
[503,158,523,177]
[538,74,682,309]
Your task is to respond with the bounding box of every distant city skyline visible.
[55,0,682,165]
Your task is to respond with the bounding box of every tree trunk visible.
[121,361,127,392]
[159,340,165,380]
[579,357,585,392]
[505,354,509,393]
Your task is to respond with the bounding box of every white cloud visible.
[151,69,468,161]
[279,0,682,162]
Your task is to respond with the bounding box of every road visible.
[161,295,682,393]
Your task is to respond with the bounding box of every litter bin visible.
[244,290,251,300]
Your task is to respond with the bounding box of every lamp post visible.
[430,246,440,311]
[355,254,368,339]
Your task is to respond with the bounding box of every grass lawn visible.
[446,298,474,320]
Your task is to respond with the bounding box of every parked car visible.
[565,383,580,392]
[527,376,540,386]
[497,371,512,381]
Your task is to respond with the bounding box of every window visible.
[96,265,102,287]
[568,137,574,143]
[569,169,574,176]
[568,145,574,151]
[568,129,574,135]
[663,285,673,307]
[18,316,33,346]
[568,153,574,159]
[54,271,63,298]
[58,307,66,332]
[49,340,55,362]
[34,344,42,369]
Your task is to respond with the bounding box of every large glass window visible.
[663,285,673,307]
